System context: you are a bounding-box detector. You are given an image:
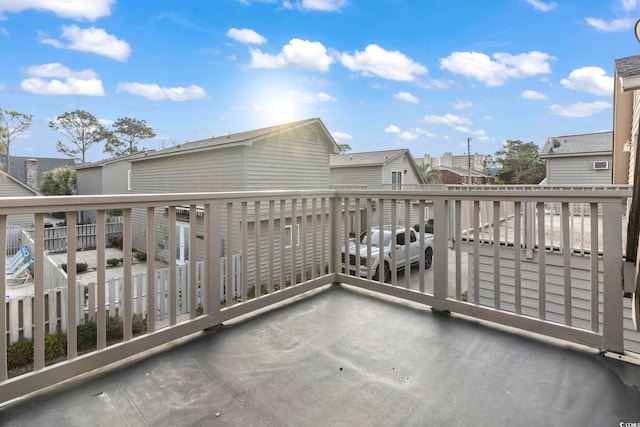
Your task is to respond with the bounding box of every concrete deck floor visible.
[1,284,640,426]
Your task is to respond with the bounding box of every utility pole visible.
[467,137,472,185]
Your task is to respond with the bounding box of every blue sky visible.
[1,0,639,163]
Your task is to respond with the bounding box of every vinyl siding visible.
[246,127,331,189]
[471,246,640,353]
[132,146,248,193]
[75,168,103,195]
[547,156,612,185]
[330,166,382,188]
[0,174,36,228]
[103,162,131,194]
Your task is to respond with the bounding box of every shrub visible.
[7,338,33,370]
[45,333,66,361]
[106,316,123,341]
[132,251,147,262]
[61,262,88,273]
[107,258,121,267]
[132,313,147,335]
[77,321,97,351]
[414,219,434,234]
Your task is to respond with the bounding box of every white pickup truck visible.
[342,227,434,282]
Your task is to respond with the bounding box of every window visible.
[392,171,403,189]
[284,224,300,248]
[592,160,609,170]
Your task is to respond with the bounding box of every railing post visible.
[602,200,624,353]
[330,195,342,280]
[433,197,449,310]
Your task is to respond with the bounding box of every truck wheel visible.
[374,263,391,282]
[425,247,433,270]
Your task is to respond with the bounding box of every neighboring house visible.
[436,165,495,185]
[120,118,340,287]
[0,170,40,230]
[539,132,612,185]
[75,151,152,223]
[0,155,76,191]
[612,55,640,306]
[330,149,427,234]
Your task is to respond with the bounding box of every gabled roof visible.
[615,55,640,79]
[74,150,153,170]
[129,117,339,163]
[539,131,612,158]
[0,171,41,195]
[330,149,408,167]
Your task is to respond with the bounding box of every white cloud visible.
[549,101,612,118]
[440,51,555,87]
[332,131,352,141]
[521,89,549,100]
[585,17,634,32]
[20,63,104,96]
[393,91,419,104]
[226,28,267,44]
[525,0,557,12]
[0,0,114,21]
[622,0,638,12]
[560,66,613,96]
[340,44,428,82]
[452,101,473,109]
[40,25,131,61]
[422,113,471,126]
[288,91,336,103]
[250,38,334,71]
[300,0,346,11]
[384,124,419,140]
[117,82,207,101]
[21,77,104,96]
[454,127,489,141]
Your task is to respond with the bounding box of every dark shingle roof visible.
[0,155,76,185]
[539,132,612,157]
[330,149,408,167]
[615,55,640,78]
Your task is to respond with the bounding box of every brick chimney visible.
[25,158,38,189]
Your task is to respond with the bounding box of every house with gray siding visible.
[330,149,427,235]
[125,118,340,289]
[0,155,76,190]
[0,170,40,229]
[539,132,612,185]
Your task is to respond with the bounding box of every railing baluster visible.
[473,201,480,305]
[562,202,572,326]
[301,198,307,283]
[454,200,461,300]
[168,206,177,325]
[190,205,198,315]
[66,211,77,359]
[493,201,501,310]
[146,207,156,332]
[590,203,599,333]
[291,198,297,286]
[514,202,522,315]
[268,201,275,293]
[226,203,234,303]
[279,200,285,290]
[602,201,624,353]
[241,201,248,301]
[343,197,350,277]
[390,199,397,285]
[311,198,317,280]
[254,201,261,298]
[419,199,426,294]
[404,199,411,289]
[537,202,546,320]
[0,214,7,380]
[123,208,133,339]
[96,210,107,349]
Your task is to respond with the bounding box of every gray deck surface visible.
[1,284,640,426]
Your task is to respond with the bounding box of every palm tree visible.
[417,163,441,184]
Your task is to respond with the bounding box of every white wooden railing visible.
[0,187,635,405]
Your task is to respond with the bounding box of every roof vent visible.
[552,140,561,148]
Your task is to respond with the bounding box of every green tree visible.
[337,143,352,153]
[489,140,545,184]
[39,167,76,195]
[49,110,108,163]
[103,117,156,157]
[0,108,33,174]
[417,162,442,184]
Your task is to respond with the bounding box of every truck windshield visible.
[361,230,391,247]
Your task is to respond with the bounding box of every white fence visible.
[4,256,243,345]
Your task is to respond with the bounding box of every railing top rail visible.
[0,185,632,216]
[0,189,338,215]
